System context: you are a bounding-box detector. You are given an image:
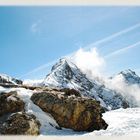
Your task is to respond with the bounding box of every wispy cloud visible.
[31,20,42,34]
[105,41,140,58]
[72,48,105,77]
[84,22,140,50]
[105,72,140,106]
[22,22,140,79]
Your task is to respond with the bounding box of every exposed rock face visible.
[0,91,25,116]
[43,58,94,95]
[1,112,41,135]
[31,89,108,132]
[0,91,41,135]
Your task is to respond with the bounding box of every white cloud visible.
[70,47,140,107]
[71,48,105,78]
[105,74,140,107]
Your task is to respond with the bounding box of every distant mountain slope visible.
[42,58,130,110]
[117,69,140,85]
[0,74,22,85]
[106,69,140,108]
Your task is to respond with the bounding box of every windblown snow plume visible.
[72,48,105,78]
[71,48,140,107]
[105,74,140,107]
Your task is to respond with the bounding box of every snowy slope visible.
[1,86,140,136]
[42,58,129,110]
[89,108,140,136]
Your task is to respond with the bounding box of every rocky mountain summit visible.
[42,58,131,110]
[43,58,94,94]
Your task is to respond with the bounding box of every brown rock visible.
[0,91,25,116]
[31,89,108,132]
[1,112,41,135]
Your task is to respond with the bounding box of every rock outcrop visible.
[0,91,25,116]
[1,112,41,135]
[31,88,108,132]
[0,91,41,135]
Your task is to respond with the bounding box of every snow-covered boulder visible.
[31,88,108,132]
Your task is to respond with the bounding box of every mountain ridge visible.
[0,74,22,85]
[42,58,139,110]
[1,58,140,110]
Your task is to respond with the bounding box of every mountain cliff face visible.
[42,58,131,110]
[43,58,94,96]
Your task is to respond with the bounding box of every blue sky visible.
[0,6,140,79]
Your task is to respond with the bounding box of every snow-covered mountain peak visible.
[43,58,94,92]
[0,73,22,85]
[42,58,131,110]
[51,58,78,72]
[118,69,140,85]
[119,69,136,76]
